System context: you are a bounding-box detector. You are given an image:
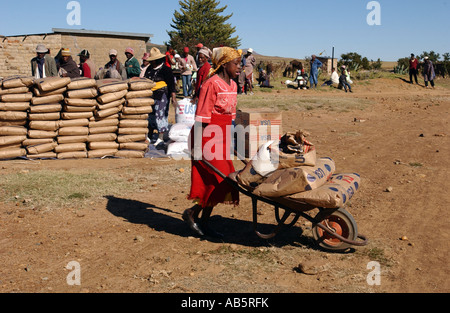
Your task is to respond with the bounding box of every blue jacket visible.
[310,59,323,74]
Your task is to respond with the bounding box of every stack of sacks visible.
[86,79,127,158]
[116,78,155,159]
[56,77,98,159]
[0,76,34,159]
[26,77,71,159]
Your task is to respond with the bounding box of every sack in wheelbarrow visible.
[253,157,336,197]
[279,173,361,209]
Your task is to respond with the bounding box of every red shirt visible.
[81,62,92,78]
[165,52,174,68]
[194,62,211,97]
[410,58,418,70]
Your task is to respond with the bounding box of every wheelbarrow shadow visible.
[104,195,314,249]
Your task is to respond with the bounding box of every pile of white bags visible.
[166,98,196,158]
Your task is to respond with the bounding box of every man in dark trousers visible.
[409,53,419,84]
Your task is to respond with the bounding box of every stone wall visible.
[0,33,148,79]
[0,34,62,77]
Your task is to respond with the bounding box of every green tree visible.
[419,51,440,63]
[167,0,241,53]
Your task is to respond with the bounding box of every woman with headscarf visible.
[144,47,178,146]
[192,47,212,102]
[183,47,242,238]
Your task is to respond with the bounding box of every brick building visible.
[0,28,153,78]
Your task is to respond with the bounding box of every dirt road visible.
[0,77,448,294]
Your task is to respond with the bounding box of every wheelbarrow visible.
[198,156,369,252]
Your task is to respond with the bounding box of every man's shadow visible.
[397,77,423,87]
[104,195,311,248]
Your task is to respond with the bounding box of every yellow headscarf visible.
[208,47,242,78]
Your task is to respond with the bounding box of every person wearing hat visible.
[143,47,178,147]
[243,48,256,95]
[309,54,323,89]
[78,50,96,79]
[195,43,204,68]
[178,47,198,97]
[422,56,436,88]
[31,44,58,78]
[124,47,141,79]
[103,49,127,80]
[140,53,151,78]
[58,48,81,78]
[183,47,242,238]
[409,54,419,84]
[193,47,212,102]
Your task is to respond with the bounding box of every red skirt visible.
[188,114,239,208]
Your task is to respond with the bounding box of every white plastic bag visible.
[169,123,192,142]
[251,141,278,177]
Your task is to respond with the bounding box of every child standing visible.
[183,47,242,238]
[339,69,353,93]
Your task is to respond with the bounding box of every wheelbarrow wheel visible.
[312,208,358,252]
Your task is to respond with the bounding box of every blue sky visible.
[1,0,449,61]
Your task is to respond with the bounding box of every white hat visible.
[36,44,48,54]
[248,48,254,54]
[109,49,118,56]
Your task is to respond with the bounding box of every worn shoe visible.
[182,210,204,236]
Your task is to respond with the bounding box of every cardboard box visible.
[235,109,283,158]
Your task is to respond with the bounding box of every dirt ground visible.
[0,77,448,295]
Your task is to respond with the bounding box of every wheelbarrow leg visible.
[252,197,295,240]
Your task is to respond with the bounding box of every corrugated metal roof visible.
[52,28,153,41]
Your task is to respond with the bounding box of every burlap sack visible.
[253,157,336,198]
[280,173,362,209]
[119,142,149,151]
[28,113,61,121]
[58,127,89,136]
[0,102,30,111]
[67,78,97,90]
[97,90,128,104]
[34,77,71,92]
[117,134,147,143]
[0,148,26,159]
[0,126,28,136]
[126,98,155,107]
[95,105,123,118]
[32,94,64,105]
[0,135,26,146]
[63,105,96,113]
[0,120,27,127]
[115,150,145,158]
[54,143,87,153]
[89,119,119,128]
[89,141,119,150]
[126,90,153,99]
[0,143,22,151]
[64,98,98,107]
[128,77,156,91]
[97,79,129,94]
[57,136,88,144]
[26,142,57,155]
[29,121,59,131]
[122,106,153,115]
[90,114,119,121]
[26,152,57,159]
[118,127,149,135]
[0,86,30,95]
[1,76,34,89]
[119,113,149,120]
[0,93,33,102]
[61,112,94,120]
[28,130,57,139]
[57,151,87,159]
[88,126,118,135]
[33,87,67,97]
[23,138,54,146]
[88,133,117,142]
[236,160,266,190]
[88,149,118,159]
[119,119,149,128]
[0,111,28,121]
[97,98,125,111]
[66,88,98,99]
[59,119,89,128]
[29,104,62,113]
